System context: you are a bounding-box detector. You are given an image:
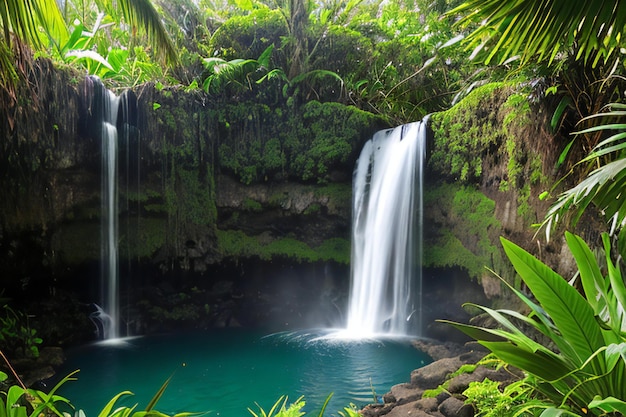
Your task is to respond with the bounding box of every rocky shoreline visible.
[362,339,522,417]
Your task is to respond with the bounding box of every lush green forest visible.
[3,0,626,416]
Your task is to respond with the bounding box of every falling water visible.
[101,88,120,339]
[85,76,121,340]
[85,76,137,340]
[346,121,426,337]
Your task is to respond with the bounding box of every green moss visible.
[430,83,506,182]
[425,232,486,274]
[315,238,350,264]
[54,222,100,264]
[242,198,263,212]
[303,203,321,215]
[214,100,384,184]
[162,133,217,229]
[119,217,167,259]
[424,184,502,280]
[314,182,351,206]
[216,229,349,264]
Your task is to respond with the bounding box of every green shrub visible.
[0,304,42,358]
[209,9,288,66]
[463,379,538,417]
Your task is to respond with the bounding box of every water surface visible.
[57,329,430,417]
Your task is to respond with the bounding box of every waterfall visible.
[85,76,121,339]
[346,121,426,337]
[100,87,120,340]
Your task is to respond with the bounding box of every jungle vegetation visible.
[3,0,626,416]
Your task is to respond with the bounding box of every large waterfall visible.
[346,121,426,337]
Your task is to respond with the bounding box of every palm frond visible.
[31,0,69,51]
[543,104,626,239]
[449,0,626,67]
[117,0,178,65]
[1,0,42,48]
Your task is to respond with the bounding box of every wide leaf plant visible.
[440,231,626,416]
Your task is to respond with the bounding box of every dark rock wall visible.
[0,61,578,345]
[0,60,383,342]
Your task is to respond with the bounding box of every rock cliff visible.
[0,59,582,345]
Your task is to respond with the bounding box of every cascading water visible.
[100,85,120,340]
[346,121,426,337]
[85,76,123,339]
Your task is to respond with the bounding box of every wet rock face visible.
[216,174,350,248]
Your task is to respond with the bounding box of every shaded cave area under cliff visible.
[1,227,487,349]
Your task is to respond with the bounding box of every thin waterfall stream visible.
[87,76,131,340]
[101,93,120,340]
[347,121,426,336]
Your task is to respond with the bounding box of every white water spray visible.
[346,121,426,337]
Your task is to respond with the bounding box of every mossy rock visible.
[216,229,349,264]
[52,221,100,264]
[423,183,503,280]
[216,99,386,184]
[209,8,288,65]
[429,82,547,227]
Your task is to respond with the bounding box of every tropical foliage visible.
[1,0,471,123]
[542,104,626,242]
[0,303,42,359]
[442,232,626,415]
[0,0,176,90]
[0,363,197,417]
[447,0,626,237]
[450,0,626,67]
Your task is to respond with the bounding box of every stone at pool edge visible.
[360,340,522,417]
[4,347,66,388]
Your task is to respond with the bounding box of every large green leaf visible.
[440,319,571,380]
[588,395,626,415]
[479,340,571,382]
[565,232,608,316]
[501,238,605,367]
[498,275,579,360]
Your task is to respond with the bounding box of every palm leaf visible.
[30,0,69,52]
[449,0,626,68]
[543,158,626,239]
[114,0,177,65]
